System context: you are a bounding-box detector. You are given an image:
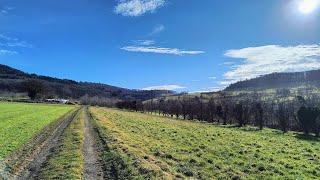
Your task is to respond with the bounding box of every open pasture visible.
[90,107,320,179]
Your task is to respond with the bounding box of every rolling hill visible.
[225,70,320,91]
[0,64,173,101]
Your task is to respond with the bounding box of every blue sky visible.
[0,0,320,92]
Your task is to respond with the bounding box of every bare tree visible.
[278,103,290,133]
[24,79,45,100]
[234,103,244,127]
[254,103,264,130]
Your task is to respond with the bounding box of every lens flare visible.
[298,0,319,14]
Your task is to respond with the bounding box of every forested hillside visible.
[225,70,320,91]
[0,64,172,101]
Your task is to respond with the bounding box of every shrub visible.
[297,106,319,135]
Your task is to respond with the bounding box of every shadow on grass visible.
[295,134,319,142]
[223,125,261,132]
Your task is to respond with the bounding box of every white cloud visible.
[121,46,205,55]
[0,9,7,14]
[221,61,235,66]
[135,40,155,46]
[208,86,223,92]
[149,24,165,35]
[0,34,32,48]
[208,76,216,80]
[115,0,165,17]
[0,34,13,41]
[188,90,209,93]
[142,84,186,91]
[0,49,17,55]
[189,86,224,93]
[224,44,320,84]
[7,41,33,48]
[0,34,32,56]
[219,80,236,87]
[123,37,204,56]
[0,6,14,15]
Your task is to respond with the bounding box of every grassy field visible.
[39,108,85,179]
[0,102,75,160]
[90,107,320,179]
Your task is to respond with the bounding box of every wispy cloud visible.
[219,80,235,86]
[191,80,200,82]
[0,34,32,56]
[223,44,320,84]
[208,86,223,92]
[220,61,235,66]
[121,46,205,55]
[142,84,186,91]
[6,41,33,48]
[208,76,216,80]
[188,90,209,93]
[0,34,32,48]
[0,9,7,14]
[115,0,165,17]
[124,34,204,56]
[188,86,223,93]
[0,6,14,15]
[149,24,165,35]
[0,34,13,41]
[0,49,17,55]
[134,40,155,46]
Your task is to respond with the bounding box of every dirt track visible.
[83,107,104,180]
[16,108,80,180]
[0,107,108,180]
[0,108,80,179]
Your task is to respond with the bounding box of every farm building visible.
[45,99,69,104]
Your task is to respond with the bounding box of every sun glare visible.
[298,0,319,14]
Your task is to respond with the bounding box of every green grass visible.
[39,108,85,179]
[0,102,75,160]
[91,107,320,179]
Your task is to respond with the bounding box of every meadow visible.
[0,102,75,160]
[90,107,320,179]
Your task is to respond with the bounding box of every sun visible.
[298,0,319,14]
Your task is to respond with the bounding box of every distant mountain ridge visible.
[225,69,320,91]
[0,64,173,100]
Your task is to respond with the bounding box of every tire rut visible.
[83,107,104,180]
[15,107,81,180]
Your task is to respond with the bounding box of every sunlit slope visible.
[90,107,320,179]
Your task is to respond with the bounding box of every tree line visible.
[116,94,320,137]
